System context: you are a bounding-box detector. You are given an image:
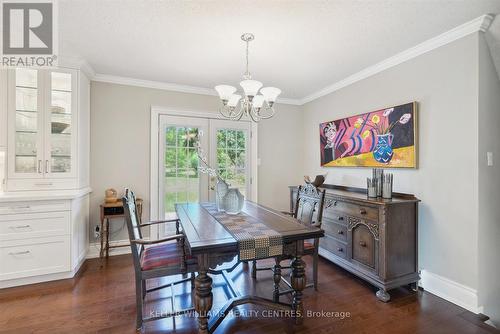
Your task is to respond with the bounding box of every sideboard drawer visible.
[0,200,70,215]
[322,219,347,242]
[325,199,378,222]
[320,235,347,259]
[0,211,70,241]
[322,210,347,225]
[0,236,70,281]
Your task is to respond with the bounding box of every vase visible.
[373,133,394,163]
[216,178,229,211]
[222,187,244,215]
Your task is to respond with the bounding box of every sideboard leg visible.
[291,255,306,325]
[194,256,212,334]
[376,289,391,302]
[273,257,282,302]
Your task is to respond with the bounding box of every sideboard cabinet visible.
[289,184,420,301]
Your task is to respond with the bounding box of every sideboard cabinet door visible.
[350,223,377,272]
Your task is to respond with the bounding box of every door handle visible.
[38,160,42,173]
[45,160,49,173]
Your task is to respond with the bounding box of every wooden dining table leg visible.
[291,243,306,325]
[273,257,282,302]
[194,254,213,334]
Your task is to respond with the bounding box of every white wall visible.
[478,34,500,326]
[302,33,480,294]
[89,82,303,242]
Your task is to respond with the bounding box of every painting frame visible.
[319,102,418,168]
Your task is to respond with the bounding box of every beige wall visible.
[89,82,303,242]
[302,34,480,290]
[478,34,500,326]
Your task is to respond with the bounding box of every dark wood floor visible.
[0,254,497,334]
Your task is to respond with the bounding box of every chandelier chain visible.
[245,38,250,78]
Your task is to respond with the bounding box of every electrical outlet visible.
[94,225,100,238]
[487,152,494,166]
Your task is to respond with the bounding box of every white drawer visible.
[6,178,78,192]
[0,211,70,241]
[0,236,70,281]
[0,200,70,215]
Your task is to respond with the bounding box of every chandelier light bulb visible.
[215,85,237,101]
[260,87,281,103]
[252,95,265,109]
[240,80,263,98]
[228,94,241,107]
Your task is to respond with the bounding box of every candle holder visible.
[372,168,384,197]
[367,178,377,198]
[382,173,393,199]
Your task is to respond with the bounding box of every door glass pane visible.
[216,129,247,197]
[50,72,72,173]
[14,69,38,173]
[164,126,201,215]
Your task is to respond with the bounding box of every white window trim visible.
[149,106,258,239]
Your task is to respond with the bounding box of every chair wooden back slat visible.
[294,183,326,228]
[123,189,143,266]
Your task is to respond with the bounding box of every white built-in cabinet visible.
[5,67,89,191]
[0,65,90,288]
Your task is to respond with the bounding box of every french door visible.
[157,114,252,236]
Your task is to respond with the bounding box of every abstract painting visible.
[319,102,417,168]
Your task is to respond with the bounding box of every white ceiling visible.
[59,0,500,101]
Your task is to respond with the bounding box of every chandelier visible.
[214,33,281,122]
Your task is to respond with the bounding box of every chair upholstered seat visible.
[140,242,196,271]
[304,240,315,251]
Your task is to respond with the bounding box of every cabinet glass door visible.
[13,68,42,174]
[47,70,74,176]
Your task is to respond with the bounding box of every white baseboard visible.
[86,239,132,259]
[420,269,480,314]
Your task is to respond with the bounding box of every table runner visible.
[201,203,283,261]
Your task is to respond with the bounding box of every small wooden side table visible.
[99,198,143,258]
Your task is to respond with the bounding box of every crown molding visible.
[92,73,302,105]
[300,14,496,105]
[57,55,96,79]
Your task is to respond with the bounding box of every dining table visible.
[175,201,324,334]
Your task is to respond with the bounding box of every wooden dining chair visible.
[122,189,198,331]
[252,183,326,295]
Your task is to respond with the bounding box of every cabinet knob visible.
[337,247,343,252]
[359,208,367,215]
[337,230,344,235]
[359,241,367,247]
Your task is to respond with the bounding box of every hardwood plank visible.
[0,255,497,334]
